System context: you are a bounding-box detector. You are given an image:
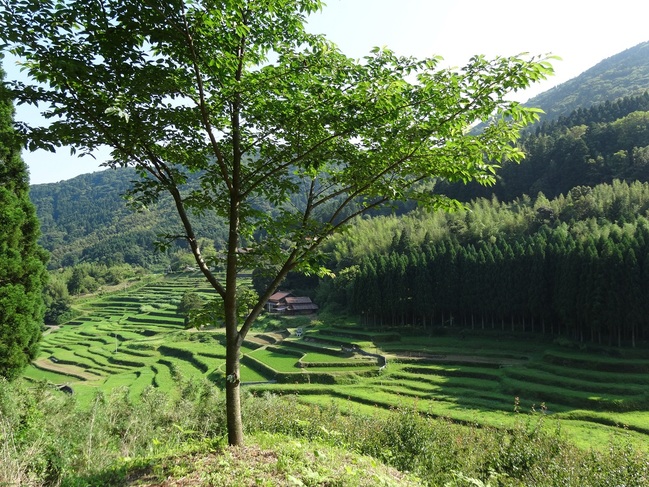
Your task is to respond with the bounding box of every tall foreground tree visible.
[0,0,553,445]
[0,66,48,381]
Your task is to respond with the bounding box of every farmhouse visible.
[266,291,319,315]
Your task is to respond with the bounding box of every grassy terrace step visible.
[125,315,183,326]
[543,351,649,373]
[502,366,648,396]
[71,349,133,373]
[151,361,175,389]
[99,296,147,304]
[72,335,112,346]
[241,354,278,380]
[499,376,645,412]
[559,410,649,436]
[128,367,157,399]
[27,362,95,382]
[401,364,503,381]
[24,367,80,384]
[46,353,109,377]
[147,310,183,319]
[119,346,158,358]
[157,345,213,374]
[320,385,525,427]
[157,356,207,379]
[128,325,182,335]
[90,348,148,369]
[396,333,547,348]
[388,371,500,393]
[248,348,302,372]
[303,332,366,348]
[103,371,150,395]
[318,327,400,343]
[370,378,522,412]
[384,347,530,364]
[532,361,649,386]
[43,337,80,348]
[92,299,142,307]
[299,367,378,375]
[299,354,380,368]
[282,339,347,356]
[240,364,270,383]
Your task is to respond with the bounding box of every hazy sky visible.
[8,0,649,185]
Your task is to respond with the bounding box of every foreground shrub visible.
[243,392,649,486]
[0,377,226,486]
[2,379,648,486]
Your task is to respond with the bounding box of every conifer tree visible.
[0,66,48,381]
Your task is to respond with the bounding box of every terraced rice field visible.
[26,273,649,450]
[26,273,229,403]
[247,329,649,450]
[27,273,381,404]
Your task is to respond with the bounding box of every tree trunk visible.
[225,337,243,446]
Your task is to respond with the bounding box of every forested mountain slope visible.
[526,40,649,122]
[444,90,649,202]
[29,42,649,268]
[30,169,227,269]
[318,180,649,346]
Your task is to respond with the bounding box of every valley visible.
[27,272,649,452]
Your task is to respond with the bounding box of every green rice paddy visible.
[28,272,649,450]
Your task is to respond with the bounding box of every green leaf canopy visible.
[0,0,553,443]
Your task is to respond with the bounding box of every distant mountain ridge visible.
[527,40,649,122]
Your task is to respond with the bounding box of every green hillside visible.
[526,40,649,122]
[26,271,649,451]
[30,42,649,269]
[30,169,228,269]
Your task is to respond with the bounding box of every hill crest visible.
[527,40,649,121]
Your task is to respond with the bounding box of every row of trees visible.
[319,180,649,347]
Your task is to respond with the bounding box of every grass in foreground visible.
[80,432,421,487]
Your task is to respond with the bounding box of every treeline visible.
[443,91,649,202]
[318,180,649,347]
[30,166,409,271]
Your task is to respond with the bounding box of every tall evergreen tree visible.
[0,66,48,381]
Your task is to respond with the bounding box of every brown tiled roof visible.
[268,291,292,302]
[284,296,313,305]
